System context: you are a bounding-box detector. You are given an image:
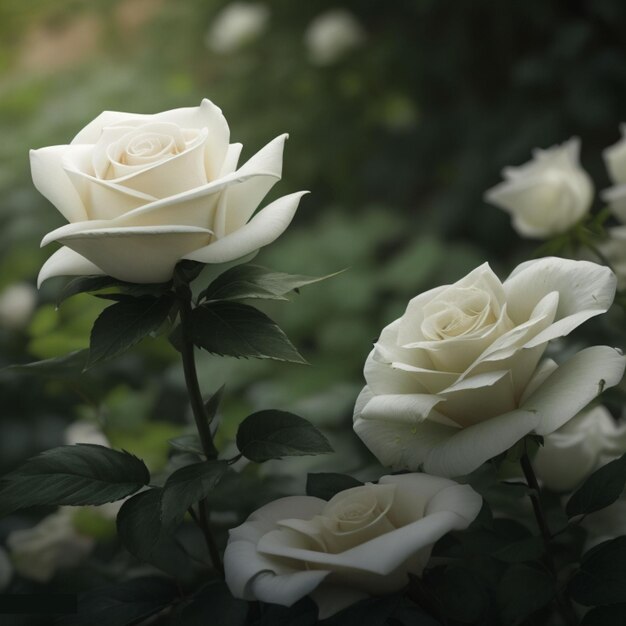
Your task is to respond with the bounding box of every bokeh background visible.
[1,0,626,611]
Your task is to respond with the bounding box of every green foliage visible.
[581,604,626,625]
[160,460,229,526]
[60,577,178,626]
[306,472,363,500]
[429,566,490,623]
[568,536,626,606]
[199,264,338,303]
[236,410,333,462]
[171,582,249,626]
[168,434,205,456]
[87,294,175,366]
[184,301,306,363]
[566,453,626,517]
[497,564,555,625]
[0,444,149,516]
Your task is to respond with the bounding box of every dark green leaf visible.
[205,384,225,424]
[251,597,318,626]
[236,410,333,463]
[566,453,626,518]
[0,444,149,516]
[174,260,206,285]
[430,566,489,623]
[117,488,194,578]
[492,535,544,563]
[160,460,229,526]
[58,577,177,626]
[497,564,555,625]
[3,350,88,377]
[569,536,626,606]
[306,473,363,500]
[57,276,120,306]
[171,582,248,626]
[581,604,626,625]
[168,434,204,456]
[87,294,175,367]
[199,264,339,302]
[189,301,306,363]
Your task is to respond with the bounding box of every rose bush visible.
[485,138,593,238]
[353,257,625,477]
[533,405,626,492]
[31,99,306,285]
[224,473,481,618]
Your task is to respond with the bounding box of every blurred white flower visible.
[305,9,365,66]
[533,406,626,492]
[596,225,626,290]
[6,508,94,582]
[65,420,110,448]
[602,124,626,223]
[205,2,270,54]
[582,493,626,549]
[485,138,593,238]
[0,546,13,590]
[0,282,37,330]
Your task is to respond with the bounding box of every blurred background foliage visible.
[1,0,626,608]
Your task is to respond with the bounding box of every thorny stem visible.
[520,452,579,626]
[176,283,223,576]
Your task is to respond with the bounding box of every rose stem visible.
[519,451,579,626]
[176,283,223,576]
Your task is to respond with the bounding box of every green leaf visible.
[497,564,555,625]
[566,453,626,518]
[57,276,120,306]
[87,294,175,367]
[0,444,149,516]
[170,582,248,626]
[188,301,306,363]
[59,577,177,626]
[492,536,544,563]
[569,536,626,606]
[117,488,194,579]
[205,384,225,424]
[168,434,204,456]
[581,604,626,625]
[236,410,333,463]
[160,460,229,526]
[430,566,489,623]
[3,349,88,377]
[306,472,363,500]
[199,264,339,302]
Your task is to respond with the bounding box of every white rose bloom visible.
[533,405,626,492]
[485,138,593,238]
[6,508,94,582]
[354,258,625,478]
[31,99,305,285]
[0,283,37,330]
[0,547,13,590]
[205,2,270,54]
[224,474,481,618]
[602,124,626,223]
[304,9,365,66]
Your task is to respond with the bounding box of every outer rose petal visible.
[44,224,213,284]
[30,147,88,223]
[184,191,307,264]
[522,345,626,435]
[37,247,105,288]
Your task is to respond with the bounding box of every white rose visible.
[6,508,94,582]
[485,138,593,238]
[304,9,365,66]
[224,473,481,618]
[533,405,626,492]
[0,282,37,330]
[31,99,305,285]
[205,2,270,54]
[353,258,625,478]
[602,125,626,223]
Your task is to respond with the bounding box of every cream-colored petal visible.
[44,224,213,284]
[423,409,541,477]
[363,350,429,395]
[519,358,558,404]
[360,393,443,425]
[30,147,88,223]
[523,346,626,435]
[37,247,105,288]
[184,191,306,264]
[250,569,330,607]
[71,111,142,144]
[220,143,243,176]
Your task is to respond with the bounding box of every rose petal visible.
[503,258,616,344]
[183,191,306,264]
[522,346,626,435]
[30,147,89,223]
[518,358,558,404]
[423,409,540,477]
[220,143,243,176]
[250,569,331,607]
[360,393,444,425]
[43,224,213,284]
[37,247,105,288]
